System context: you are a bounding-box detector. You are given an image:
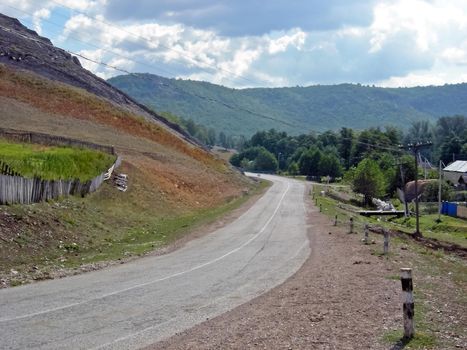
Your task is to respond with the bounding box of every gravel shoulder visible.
[147,191,403,350]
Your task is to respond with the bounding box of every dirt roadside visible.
[146,187,466,349]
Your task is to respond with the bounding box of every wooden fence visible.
[0,160,21,176]
[0,128,115,155]
[0,156,121,205]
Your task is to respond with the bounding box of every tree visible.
[352,158,386,206]
[434,115,467,162]
[207,128,217,146]
[338,127,354,169]
[318,154,343,178]
[287,162,299,176]
[254,148,278,172]
[219,131,227,148]
[299,147,321,176]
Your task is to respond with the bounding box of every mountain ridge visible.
[108,73,467,137]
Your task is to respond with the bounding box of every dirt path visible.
[146,198,405,349]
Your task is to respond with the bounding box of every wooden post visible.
[384,228,389,255]
[400,268,414,339]
[319,204,322,212]
[363,223,369,244]
[334,215,338,226]
[349,217,353,234]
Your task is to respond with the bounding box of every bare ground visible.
[146,189,466,350]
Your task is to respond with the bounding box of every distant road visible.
[0,174,310,350]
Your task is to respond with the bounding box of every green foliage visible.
[318,153,343,178]
[254,148,278,172]
[0,140,116,181]
[109,74,467,138]
[159,111,238,148]
[231,146,278,172]
[420,180,453,201]
[287,162,299,175]
[352,158,386,205]
[299,146,322,176]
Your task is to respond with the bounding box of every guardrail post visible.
[384,228,389,255]
[363,223,369,244]
[400,268,414,339]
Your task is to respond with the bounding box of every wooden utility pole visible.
[399,142,432,237]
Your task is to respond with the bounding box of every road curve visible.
[0,174,310,350]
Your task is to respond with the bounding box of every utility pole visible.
[398,160,409,217]
[437,160,445,222]
[399,142,433,237]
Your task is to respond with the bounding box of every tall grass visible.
[0,139,116,181]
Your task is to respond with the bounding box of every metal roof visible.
[443,160,467,173]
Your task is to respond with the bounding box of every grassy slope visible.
[311,184,466,349]
[0,64,255,286]
[0,139,116,181]
[108,73,467,137]
[312,183,467,248]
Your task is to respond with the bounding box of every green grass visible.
[311,183,466,349]
[1,178,271,279]
[0,139,116,181]
[391,215,467,248]
[312,183,467,248]
[383,330,437,349]
[64,179,271,267]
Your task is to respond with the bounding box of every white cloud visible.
[32,8,50,34]
[268,30,306,55]
[2,0,467,87]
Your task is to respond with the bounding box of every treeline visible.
[230,115,466,202]
[159,111,246,148]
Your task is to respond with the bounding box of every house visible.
[443,160,467,185]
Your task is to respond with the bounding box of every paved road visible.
[0,174,310,350]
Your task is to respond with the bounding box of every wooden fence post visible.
[363,223,369,244]
[384,228,389,255]
[400,268,414,339]
[349,217,353,234]
[334,215,338,226]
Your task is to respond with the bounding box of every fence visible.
[0,160,21,176]
[441,201,467,219]
[0,127,115,155]
[0,156,121,205]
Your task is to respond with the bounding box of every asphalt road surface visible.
[0,174,310,350]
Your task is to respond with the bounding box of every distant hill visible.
[108,73,467,137]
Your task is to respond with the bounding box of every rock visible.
[10,269,18,275]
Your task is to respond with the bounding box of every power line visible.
[40,0,267,87]
[0,22,297,129]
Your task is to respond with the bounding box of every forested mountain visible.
[108,73,467,137]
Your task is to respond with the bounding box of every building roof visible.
[443,160,467,173]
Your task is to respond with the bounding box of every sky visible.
[1,0,467,88]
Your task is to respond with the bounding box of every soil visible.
[146,188,466,350]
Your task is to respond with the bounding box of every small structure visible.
[443,160,467,185]
[114,173,128,192]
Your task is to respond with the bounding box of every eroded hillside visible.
[0,14,255,287]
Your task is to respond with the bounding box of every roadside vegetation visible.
[0,64,254,288]
[311,184,466,349]
[0,139,116,181]
[1,175,268,287]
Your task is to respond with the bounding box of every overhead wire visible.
[1,6,419,153]
[44,0,267,87]
[0,8,297,128]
